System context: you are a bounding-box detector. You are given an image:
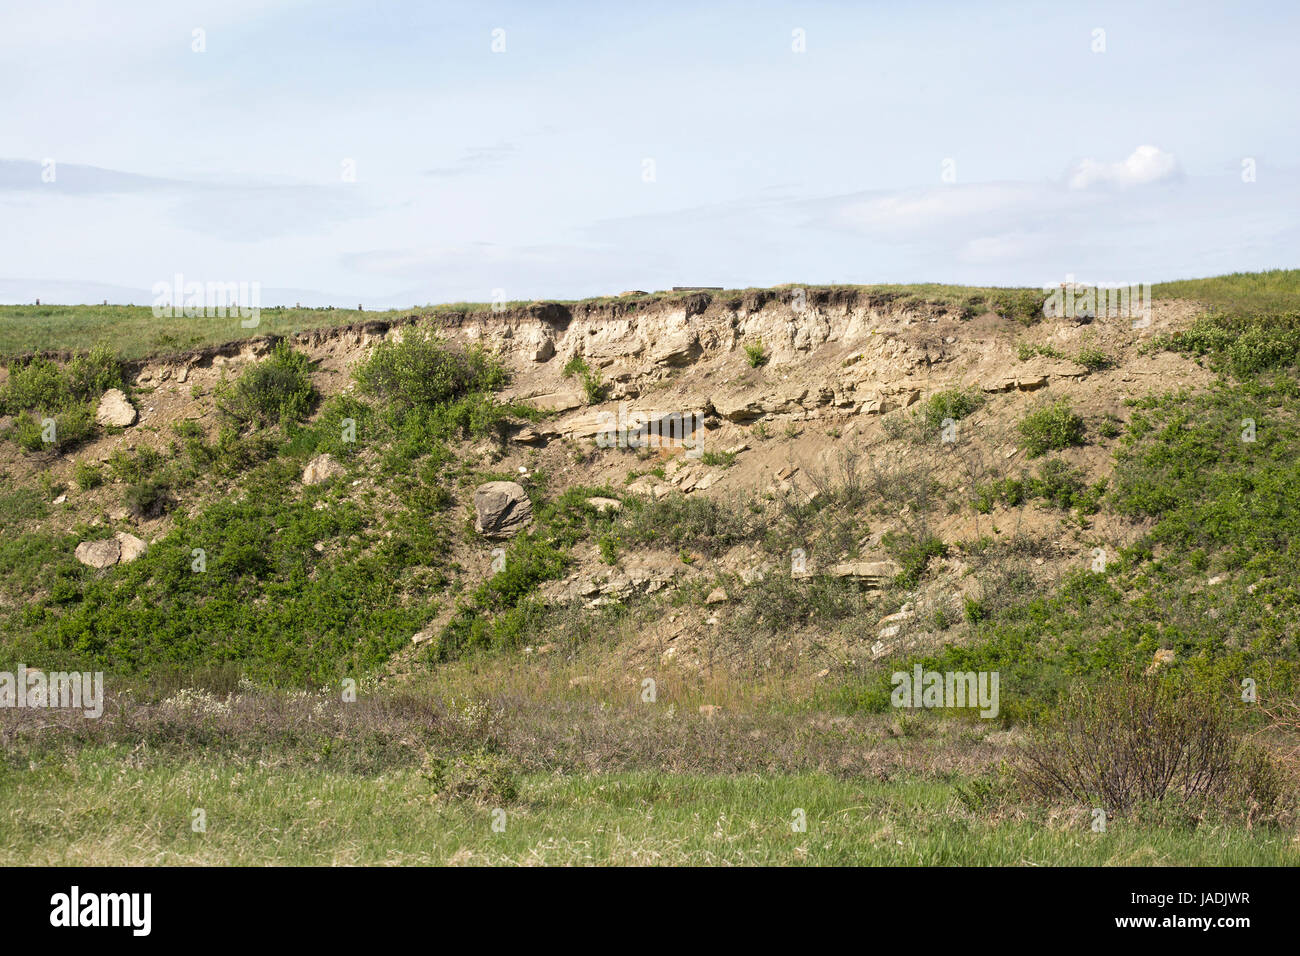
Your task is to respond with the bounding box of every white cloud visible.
[1066,145,1181,190]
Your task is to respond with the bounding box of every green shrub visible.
[1018,400,1086,457]
[1017,342,1062,361]
[424,749,519,804]
[972,477,1025,513]
[921,388,984,432]
[989,289,1044,325]
[124,479,175,519]
[0,348,120,452]
[73,460,103,490]
[1164,312,1300,377]
[0,358,69,414]
[580,370,607,404]
[65,346,125,399]
[217,341,319,429]
[1026,458,1087,510]
[107,446,165,484]
[436,535,570,660]
[561,354,607,403]
[700,450,736,468]
[732,572,861,634]
[358,333,506,413]
[1096,414,1122,439]
[883,531,947,587]
[11,406,95,452]
[744,341,769,368]
[1076,345,1115,372]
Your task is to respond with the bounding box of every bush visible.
[124,479,175,519]
[883,531,947,587]
[1019,672,1282,818]
[744,341,769,368]
[217,341,319,429]
[561,354,607,404]
[435,535,570,660]
[358,333,506,413]
[618,494,756,557]
[423,749,519,804]
[0,358,68,414]
[1017,341,1062,361]
[0,348,121,453]
[1165,312,1300,377]
[972,477,1025,513]
[65,346,126,400]
[732,572,861,634]
[921,388,984,432]
[1076,345,1115,372]
[1026,458,1087,510]
[73,460,104,490]
[1018,400,1086,457]
[11,406,95,452]
[989,288,1044,325]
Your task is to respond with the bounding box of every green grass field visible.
[3,754,1292,866]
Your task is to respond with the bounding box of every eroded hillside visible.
[0,286,1226,694]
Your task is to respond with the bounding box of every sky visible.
[2,0,1297,307]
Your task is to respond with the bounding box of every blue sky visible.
[2,0,1297,306]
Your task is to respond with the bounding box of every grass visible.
[2,753,1292,865]
[1153,269,1300,315]
[0,304,502,361]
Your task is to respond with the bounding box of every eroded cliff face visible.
[118,285,1204,454]
[406,288,1196,441]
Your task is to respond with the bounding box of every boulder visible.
[713,393,765,423]
[95,389,137,427]
[829,560,899,588]
[473,481,533,537]
[585,497,622,513]
[1144,648,1176,675]
[512,426,559,446]
[529,390,585,413]
[115,531,147,563]
[302,453,346,486]
[75,538,122,569]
